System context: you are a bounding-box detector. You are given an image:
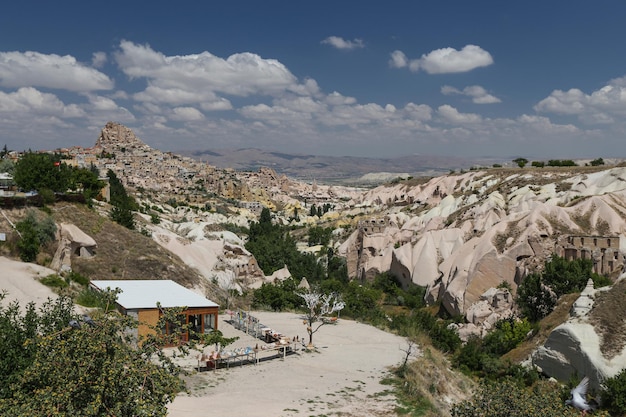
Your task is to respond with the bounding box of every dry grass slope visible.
[50,203,211,291]
[589,278,626,358]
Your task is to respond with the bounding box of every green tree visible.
[246,207,326,281]
[13,151,69,193]
[107,170,136,229]
[531,160,545,168]
[517,255,602,321]
[482,316,533,355]
[15,209,57,262]
[0,291,233,416]
[590,157,605,166]
[308,226,332,247]
[68,167,105,202]
[0,144,9,158]
[516,272,557,322]
[513,157,528,168]
[0,158,14,175]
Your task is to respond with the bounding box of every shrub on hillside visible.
[517,255,606,321]
[15,209,57,262]
[602,369,626,416]
[451,378,609,416]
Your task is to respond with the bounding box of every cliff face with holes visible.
[339,167,626,327]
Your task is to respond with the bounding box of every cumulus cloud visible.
[403,103,433,121]
[391,45,494,74]
[171,106,205,121]
[92,52,107,68]
[441,85,501,104]
[0,87,85,117]
[325,91,357,106]
[115,40,303,101]
[0,51,113,92]
[535,77,626,124]
[321,36,365,50]
[437,104,482,124]
[517,114,579,133]
[239,103,312,123]
[389,50,408,68]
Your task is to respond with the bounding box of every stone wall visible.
[556,235,624,276]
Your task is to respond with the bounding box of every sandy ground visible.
[0,256,58,307]
[168,311,411,417]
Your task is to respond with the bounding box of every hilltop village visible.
[2,122,360,216]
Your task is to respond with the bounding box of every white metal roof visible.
[91,280,218,310]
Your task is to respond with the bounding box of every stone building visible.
[557,235,624,276]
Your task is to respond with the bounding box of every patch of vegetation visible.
[602,368,626,416]
[589,278,626,358]
[39,274,69,289]
[451,377,608,417]
[14,209,57,262]
[570,209,593,233]
[492,223,519,254]
[517,255,608,322]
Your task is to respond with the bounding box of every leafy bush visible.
[252,278,301,311]
[482,316,533,356]
[74,287,107,308]
[66,271,89,286]
[602,369,626,415]
[39,275,68,289]
[0,293,189,416]
[390,309,461,353]
[15,209,57,262]
[451,378,608,416]
[517,255,603,321]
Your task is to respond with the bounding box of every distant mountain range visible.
[179,148,505,183]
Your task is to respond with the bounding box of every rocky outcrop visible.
[50,223,97,273]
[343,167,626,321]
[531,278,626,391]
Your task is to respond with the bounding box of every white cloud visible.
[392,45,494,74]
[389,50,408,68]
[517,114,579,133]
[437,104,482,124]
[441,85,501,104]
[325,91,357,106]
[171,107,205,121]
[92,52,107,68]
[535,77,626,124]
[321,36,365,50]
[0,51,113,92]
[0,87,84,117]
[274,96,326,114]
[320,103,395,126]
[239,103,312,123]
[86,94,119,111]
[115,40,303,100]
[200,98,232,111]
[403,103,433,121]
[534,89,586,114]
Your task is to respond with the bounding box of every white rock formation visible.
[50,223,97,273]
[343,167,626,322]
[532,279,626,391]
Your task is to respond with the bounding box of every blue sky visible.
[1,1,626,159]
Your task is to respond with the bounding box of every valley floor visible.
[168,311,410,417]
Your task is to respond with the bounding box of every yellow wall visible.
[137,309,160,340]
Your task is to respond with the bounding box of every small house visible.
[91,280,219,344]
